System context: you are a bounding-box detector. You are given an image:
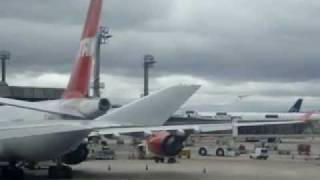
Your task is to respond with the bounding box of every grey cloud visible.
[1,0,320,95]
[0,0,173,30]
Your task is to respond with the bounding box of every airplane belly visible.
[0,130,90,162]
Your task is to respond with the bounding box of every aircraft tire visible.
[48,165,73,179]
[167,157,176,164]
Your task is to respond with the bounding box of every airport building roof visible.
[0,85,64,101]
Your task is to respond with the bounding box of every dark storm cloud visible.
[1,0,320,83]
[0,0,173,29]
[0,0,174,73]
[98,0,320,82]
[0,1,87,25]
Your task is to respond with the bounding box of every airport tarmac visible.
[23,155,320,180]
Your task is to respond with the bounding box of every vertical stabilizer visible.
[63,0,103,99]
[288,98,303,112]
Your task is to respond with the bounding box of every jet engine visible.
[78,98,111,119]
[61,142,89,165]
[146,131,186,157]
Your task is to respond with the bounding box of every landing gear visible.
[167,157,176,164]
[48,159,72,179]
[48,165,72,179]
[154,157,176,164]
[1,162,24,180]
[154,157,165,163]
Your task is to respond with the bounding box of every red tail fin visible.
[63,0,103,99]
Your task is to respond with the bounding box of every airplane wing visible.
[93,84,201,126]
[0,97,84,118]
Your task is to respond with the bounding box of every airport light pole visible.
[93,26,112,97]
[143,54,156,96]
[0,50,10,86]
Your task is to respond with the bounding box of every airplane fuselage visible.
[204,112,319,122]
[0,118,91,162]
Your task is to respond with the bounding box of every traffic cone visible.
[202,167,206,174]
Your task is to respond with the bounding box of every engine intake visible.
[147,131,186,157]
[78,98,111,118]
[61,142,89,165]
[162,134,185,156]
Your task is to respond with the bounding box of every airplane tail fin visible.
[63,0,103,99]
[288,98,303,112]
[92,85,200,127]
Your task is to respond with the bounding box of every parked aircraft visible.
[196,98,312,123]
[203,111,318,123]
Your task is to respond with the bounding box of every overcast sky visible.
[1,0,320,112]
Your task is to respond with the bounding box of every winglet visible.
[63,0,103,99]
[94,85,201,126]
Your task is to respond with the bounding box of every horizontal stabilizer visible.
[0,97,84,118]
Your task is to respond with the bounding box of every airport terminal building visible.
[165,111,312,135]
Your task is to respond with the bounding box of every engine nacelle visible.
[146,131,186,157]
[61,142,89,165]
[78,98,111,119]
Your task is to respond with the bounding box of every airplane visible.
[203,111,319,123]
[238,94,250,100]
[0,0,310,179]
[177,98,304,119]
[192,98,311,123]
